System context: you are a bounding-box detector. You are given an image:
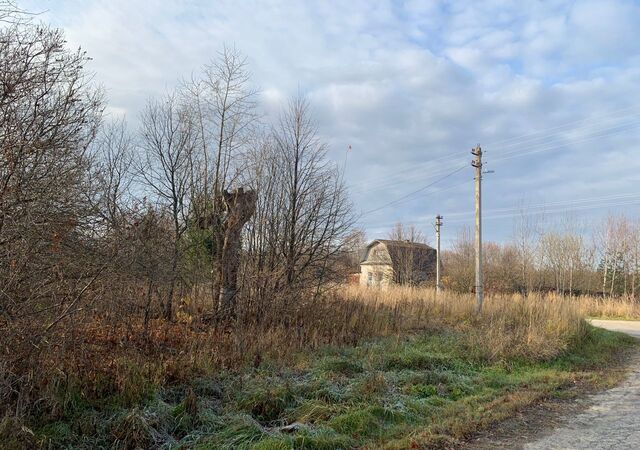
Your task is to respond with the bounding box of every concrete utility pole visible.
[435,215,443,293]
[471,145,483,313]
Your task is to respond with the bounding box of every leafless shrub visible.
[0,23,105,416]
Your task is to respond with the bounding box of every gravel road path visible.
[522,319,640,450]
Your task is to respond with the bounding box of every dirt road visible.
[466,319,640,450]
[521,319,640,449]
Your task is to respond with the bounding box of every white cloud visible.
[20,0,640,243]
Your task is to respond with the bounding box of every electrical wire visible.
[359,165,467,217]
[348,111,640,194]
[353,108,640,226]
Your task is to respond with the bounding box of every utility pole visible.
[471,145,483,313]
[435,215,443,293]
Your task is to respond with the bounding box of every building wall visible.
[360,263,394,288]
[360,241,436,288]
[360,242,394,288]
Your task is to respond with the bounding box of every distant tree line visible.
[442,214,640,297]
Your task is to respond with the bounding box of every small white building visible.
[360,239,437,288]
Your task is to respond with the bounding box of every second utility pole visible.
[471,145,483,313]
[435,215,443,293]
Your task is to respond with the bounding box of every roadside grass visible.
[16,323,635,450]
[575,295,640,320]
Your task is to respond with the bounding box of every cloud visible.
[22,0,640,244]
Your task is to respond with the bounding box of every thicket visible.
[0,14,357,422]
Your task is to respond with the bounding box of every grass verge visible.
[6,323,635,450]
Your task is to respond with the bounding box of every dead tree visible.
[218,187,256,318]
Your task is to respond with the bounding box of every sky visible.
[22,0,640,246]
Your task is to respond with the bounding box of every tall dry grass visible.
[573,295,640,319]
[2,285,589,420]
[341,285,587,361]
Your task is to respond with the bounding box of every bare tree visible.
[241,96,354,310]
[274,95,354,289]
[90,118,135,227]
[512,207,542,295]
[0,24,103,324]
[0,1,29,24]
[387,222,428,244]
[343,228,367,273]
[181,46,258,303]
[594,215,633,296]
[138,93,195,320]
[0,25,105,415]
[385,222,430,285]
[442,227,475,292]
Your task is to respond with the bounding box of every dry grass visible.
[0,285,592,428]
[573,295,640,319]
[12,287,638,450]
[5,285,636,449]
[341,286,588,362]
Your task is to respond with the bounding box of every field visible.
[2,287,637,449]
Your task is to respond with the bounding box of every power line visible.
[445,192,640,218]
[353,109,640,234]
[363,193,640,230]
[349,112,640,195]
[350,159,468,196]
[445,197,640,223]
[355,179,470,226]
[348,153,469,192]
[483,105,640,148]
[359,164,467,217]
[489,122,640,163]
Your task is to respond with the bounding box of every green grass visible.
[12,325,636,450]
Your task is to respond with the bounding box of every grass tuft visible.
[317,356,363,376]
[235,381,298,423]
[195,414,266,449]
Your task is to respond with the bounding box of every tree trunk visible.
[144,279,154,333]
[217,188,257,320]
[610,257,617,297]
[165,248,179,320]
[602,252,608,296]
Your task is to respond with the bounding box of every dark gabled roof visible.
[369,239,435,252]
[361,240,437,273]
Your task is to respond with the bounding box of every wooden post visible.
[435,215,443,293]
[472,145,483,313]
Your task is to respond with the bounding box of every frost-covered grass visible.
[13,324,634,450]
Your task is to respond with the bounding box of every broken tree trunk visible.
[218,187,257,319]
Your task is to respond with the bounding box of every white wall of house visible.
[360,263,394,288]
[359,240,436,288]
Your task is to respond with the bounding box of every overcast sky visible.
[24,0,640,246]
